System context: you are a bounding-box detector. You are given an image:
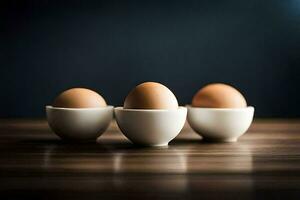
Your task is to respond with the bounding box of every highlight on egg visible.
[191,83,247,108]
[53,88,107,108]
[124,82,178,109]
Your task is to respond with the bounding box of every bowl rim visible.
[46,105,114,111]
[186,105,254,111]
[114,106,187,112]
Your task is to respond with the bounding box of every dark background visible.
[1,0,300,118]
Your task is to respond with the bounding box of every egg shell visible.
[124,82,178,109]
[53,88,107,108]
[192,83,247,108]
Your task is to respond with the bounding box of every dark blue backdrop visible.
[1,0,300,117]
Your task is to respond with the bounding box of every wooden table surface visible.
[0,119,300,199]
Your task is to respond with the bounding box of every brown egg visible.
[192,83,247,108]
[53,88,107,108]
[124,82,178,109]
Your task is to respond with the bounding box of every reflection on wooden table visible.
[0,119,299,199]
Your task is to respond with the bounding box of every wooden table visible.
[0,119,300,199]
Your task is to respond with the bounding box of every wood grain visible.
[0,119,300,199]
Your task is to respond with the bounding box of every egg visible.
[192,83,247,108]
[53,88,107,108]
[124,82,178,109]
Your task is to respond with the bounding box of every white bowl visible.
[46,105,113,140]
[187,106,254,142]
[114,107,187,146]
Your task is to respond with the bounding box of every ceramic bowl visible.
[46,105,113,140]
[187,106,254,142]
[114,107,187,146]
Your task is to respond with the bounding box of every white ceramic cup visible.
[114,107,187,146]
[46,105,113,140]
[187,106,254,142]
